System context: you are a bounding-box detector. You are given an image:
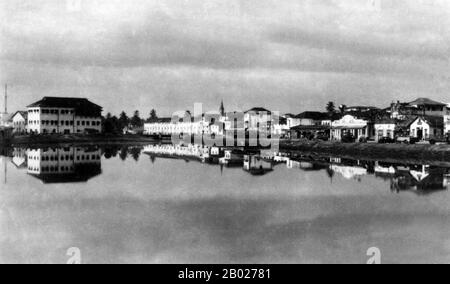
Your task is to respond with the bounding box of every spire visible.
[4,84,7,114]
[220,100,225,117]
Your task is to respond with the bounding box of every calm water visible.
[0,144,449,264]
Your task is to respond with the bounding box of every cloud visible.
[1,0,450,115]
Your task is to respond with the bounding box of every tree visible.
[339,104,347,114]
[149,109,158,121]
[131,110,143,128]
[326,102,336,114]
[119,111,130,130]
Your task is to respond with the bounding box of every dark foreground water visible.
[0,144,449,264]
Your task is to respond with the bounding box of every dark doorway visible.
[417,128,423,140]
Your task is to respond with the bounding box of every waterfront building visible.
[288,112,334,140]
[144,115,223,137]
[409,116,445,141]
[27,97,102,135]
[244,107,272,133]
[10,111,27,134]
[331,115,374,142]
[374,118,396,142]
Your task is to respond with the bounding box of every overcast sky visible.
[1,0,449,116]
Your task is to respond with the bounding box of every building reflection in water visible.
[3,143,449,193]
[374,162,449,195]
[243,155,273,176]
[26,147,102,184]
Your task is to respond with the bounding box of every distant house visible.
[445,114,450,136]
[410,116,445,141]
[391,98,449,119]
[27,97,103,134]
[331,115,373,142]
[288,112,335,139]
[408,98,449,117]
[0,112,12,127]
[374,118,396,142]
[11,111,27,134]
[244,107,272,133]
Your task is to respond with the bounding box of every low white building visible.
[27,97,102,134]
[144,117,222,136]
[410,116,444,141]
[374,119,396,142]
[331,115,372,141]
[11,111,27,134]
[244,107,272,132]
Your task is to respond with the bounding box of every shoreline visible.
[280,140,450,163]
[5,134,450,164]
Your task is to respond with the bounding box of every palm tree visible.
[326,102,336,114]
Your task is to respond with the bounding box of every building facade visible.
[445,115,450,136]
[27,97,102,134]
[410,116,444,141]
[331,115,373,142]
[374,119,396,142]
[11,111,27,134]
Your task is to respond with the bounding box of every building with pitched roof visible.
[27,97,103,134]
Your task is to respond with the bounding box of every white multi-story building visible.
[27,97,102,134]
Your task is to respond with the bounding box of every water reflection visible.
[26,147,102,184]
[0,143,448,193]
[1,143,450,264]
[141,143,450,194]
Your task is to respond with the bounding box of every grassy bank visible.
[280,140,450,163]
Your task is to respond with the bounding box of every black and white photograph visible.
[1,0,450,268]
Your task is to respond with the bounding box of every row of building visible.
[143,98,450,143]
[1,96,449,142]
